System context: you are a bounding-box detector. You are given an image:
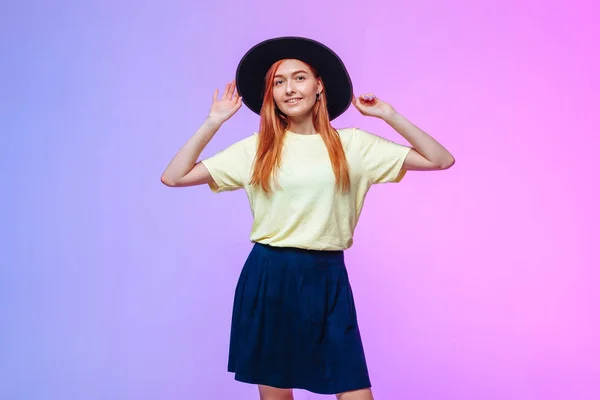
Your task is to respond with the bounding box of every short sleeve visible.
[201,134,256,193]
[354,127,412,184]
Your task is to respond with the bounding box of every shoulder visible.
[204,132,258,163]
[336,127,358,142]
[336,127,411,159]
[223,132,258,153]
[336,127,377,144]
[236,132,259,147]
[336,127,356,136]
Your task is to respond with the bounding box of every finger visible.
[352,98,365,114]
[361,93,373,101]
[213,89,219,103]
[353,95,364,107]
[221,82,231,100]
[228,80,237,100]
[227,80,235,99]
[361,94,377,104]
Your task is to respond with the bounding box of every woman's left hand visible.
[352,93,395,120]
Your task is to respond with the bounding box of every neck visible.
[287,115,317,135]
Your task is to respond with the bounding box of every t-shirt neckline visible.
[286,130,321,138]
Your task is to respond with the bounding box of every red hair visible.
[250,59,351,193]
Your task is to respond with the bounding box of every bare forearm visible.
[161,117,223,181]
[383,110,454,168]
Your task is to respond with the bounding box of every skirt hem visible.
[229,370,372,395]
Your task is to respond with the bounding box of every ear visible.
[317,79,324,94]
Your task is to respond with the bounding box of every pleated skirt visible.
[227,242,371,395]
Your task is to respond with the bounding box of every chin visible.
[280,104,314,118]
[284,108,308,116]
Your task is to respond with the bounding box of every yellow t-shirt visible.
[202,127,411,251]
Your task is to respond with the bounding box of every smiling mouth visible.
[285,98,303,104]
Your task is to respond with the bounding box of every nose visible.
[285,80,295,94]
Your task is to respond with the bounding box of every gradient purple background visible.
[2,0,599,399]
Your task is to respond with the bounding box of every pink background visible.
[2,0,598,399]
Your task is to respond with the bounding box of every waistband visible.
[253,241,344,259]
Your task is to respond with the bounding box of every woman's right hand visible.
[208,80,243,124]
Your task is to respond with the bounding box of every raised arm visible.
[160,118,222,187]
[383,111,454,171]
[161,81,242,187]
[352,93,455,171]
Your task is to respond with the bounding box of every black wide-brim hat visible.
[235,36,353,121]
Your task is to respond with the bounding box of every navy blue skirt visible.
[227,242,371,395]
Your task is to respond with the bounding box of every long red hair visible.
[250,59,351,193]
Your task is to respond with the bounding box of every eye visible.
[296,75,306,81]
[274,79,283,86]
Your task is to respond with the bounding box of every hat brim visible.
[235,36,353,121]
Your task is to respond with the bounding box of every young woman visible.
[161,37,454,400]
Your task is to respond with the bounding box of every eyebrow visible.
[273,70,309,79]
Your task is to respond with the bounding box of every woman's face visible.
[272,59,323,119]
